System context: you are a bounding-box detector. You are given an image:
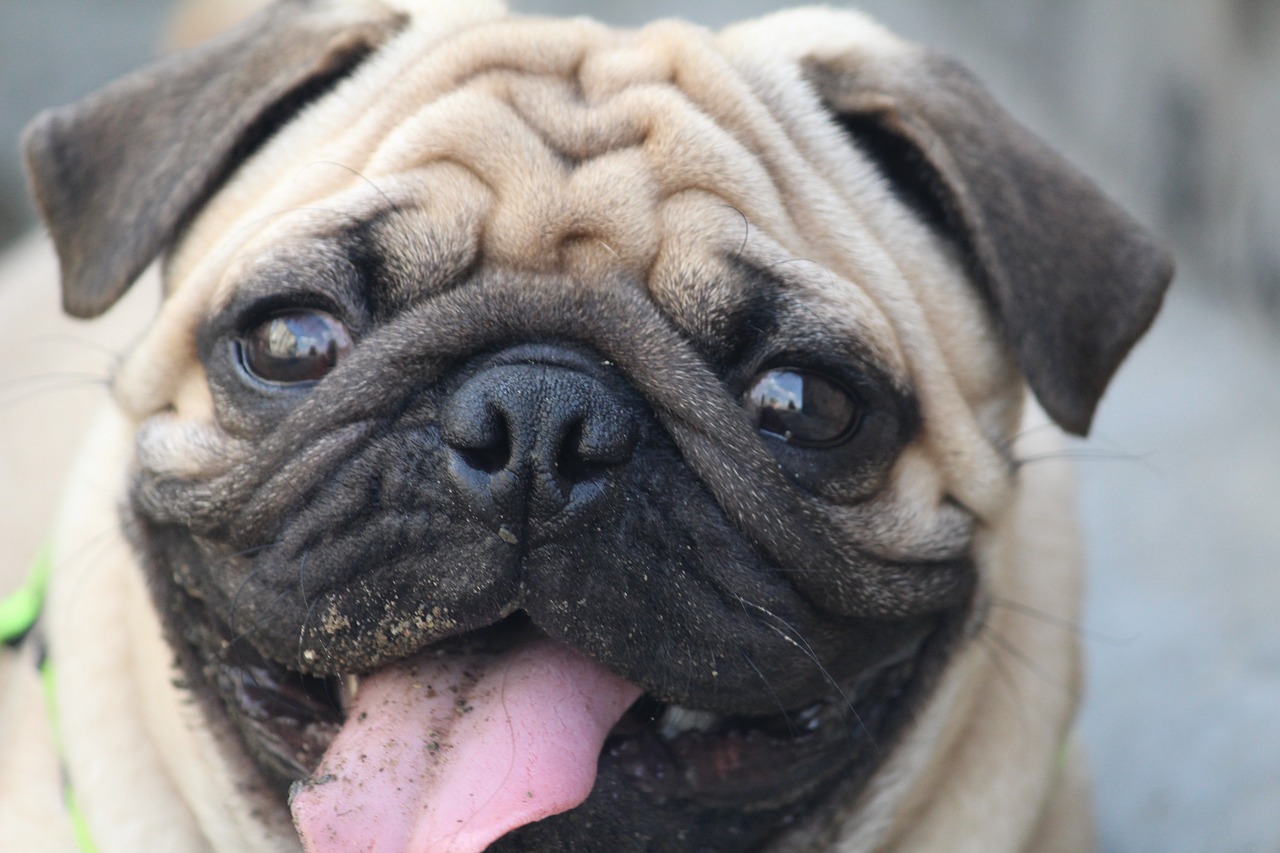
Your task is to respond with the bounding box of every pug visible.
[0,1,1171,851]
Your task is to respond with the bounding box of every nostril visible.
[441,357,640,522]
[443,401,513,475]
[555,412,637,485]
[457,416,512,475]
[555,421,597,484]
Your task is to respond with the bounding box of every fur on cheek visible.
[134,413,244,481]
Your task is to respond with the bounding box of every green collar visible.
[0,547,50,647]
[1,549,99,853]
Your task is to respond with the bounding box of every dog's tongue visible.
[290,634,642,853]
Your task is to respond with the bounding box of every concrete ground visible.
[2,2,1277,850]
[1076,281,1280,853]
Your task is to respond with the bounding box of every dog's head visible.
[24,2,1170,850]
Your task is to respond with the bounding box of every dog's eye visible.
[743,369,863,448]
[239,310,352,384]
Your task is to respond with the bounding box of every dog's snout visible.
[441,362,638,526]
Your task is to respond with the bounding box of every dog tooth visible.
[342,675,360,706]
[658,706,719,740]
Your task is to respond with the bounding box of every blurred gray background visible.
[2,1,1277,851]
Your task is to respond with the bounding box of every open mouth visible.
[202,612,925,851]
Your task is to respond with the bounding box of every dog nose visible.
[440,362,638,526]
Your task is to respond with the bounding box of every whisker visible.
[302,160,395,209]
[228,589,294,652]
[0,371,111,389]
[0,375,111,410]
[994,419,1075,459]
[738,597,878,754]
[296,586,327,671]
[218,543,317,703]
[39,524,131,616]
[298,551,313,611]
[738,648,795,737]
[1013,446,1159,473]
[974,632,1036,732]
[979,624,1077,699]
[989,595,1134,646]
[220,203,366,251]
[224,543,279,645]
[717,203,751,261]
[17,334,128,366]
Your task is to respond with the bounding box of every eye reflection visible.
[239,310,352,384]
[744,369,862,447]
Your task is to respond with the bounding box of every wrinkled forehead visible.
[352,18,808,274]
[187,16,812,266]
[168,13,914,369]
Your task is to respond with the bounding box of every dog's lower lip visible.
[216,609,923,816]
[599,683,880,806]
[225,641,886,808]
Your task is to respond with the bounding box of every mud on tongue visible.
[289,634,643,853]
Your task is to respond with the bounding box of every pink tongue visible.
[289,635,642,853]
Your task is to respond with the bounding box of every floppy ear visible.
[22,0,407,319]
[808,52,1173,436]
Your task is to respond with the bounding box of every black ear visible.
[809,52,1174,436]
[22,0,407,319]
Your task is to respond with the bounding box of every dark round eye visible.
[743,369,863,447]
[239,310,352,384]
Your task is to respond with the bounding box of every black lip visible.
[601,653,915,809]
[133,496,971,852]
[156,556,959,840]
[203,608,919,800]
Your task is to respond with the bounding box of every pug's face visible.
[136,219,973,850]
[24,4,1170,851]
